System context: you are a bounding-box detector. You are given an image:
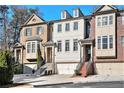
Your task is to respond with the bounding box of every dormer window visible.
[61,11,66,19]
[61,10,71,19]
[73,9,78,17]
[73,8,83,17]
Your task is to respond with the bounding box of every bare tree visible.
[10,6,41,45]
[0,5,9,50]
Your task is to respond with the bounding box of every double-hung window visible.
[37,27,44,35]
[27,42,31,53]
[102,16,108,26]
[26,41,40,53]
[121,36,124,46]
[32,42,35,53]
[25,28,32,36]
[97,36,101,49]
[73,39,78,51]
[102,36,108,49]
[109,35,113,48]
[58,24,62,32]
[65,40,70,51]
[57,41,62,52]
[97,17,101,26]
[65,23,70,31]
[74,22,78,30]
[109,15,113,25]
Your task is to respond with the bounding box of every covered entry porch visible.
[13,42,24,73]
[43,41,56,74]
[79,38,94,77]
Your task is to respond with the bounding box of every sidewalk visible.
[12,74,124,88]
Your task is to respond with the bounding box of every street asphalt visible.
[34,81,124,88]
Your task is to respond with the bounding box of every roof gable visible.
[13,42,23,48]
[94,5,117,13]
[24,13,45,25]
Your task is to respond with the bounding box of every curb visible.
[33,80,124,87]
[33,82,73,87]
[73,80,124,84]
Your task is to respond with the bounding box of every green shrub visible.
[0,51,14,85]
[14,63,23,74]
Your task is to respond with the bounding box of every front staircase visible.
[33,63,54,76]
[75,58,94,77]
[81,61,94,77]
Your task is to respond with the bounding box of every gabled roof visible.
[24,13,45,25]
[26,36,42,41]
[93,5,118,14]
[13,42,23,48]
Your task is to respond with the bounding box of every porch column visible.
[21,48,23,63]
[14,49,17,62]
[90,45,93,62]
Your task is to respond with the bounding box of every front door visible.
[17,50,21,63]
[85,45,91,62]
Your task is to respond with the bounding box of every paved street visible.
[12,74,124,88]
[34,81,124,88]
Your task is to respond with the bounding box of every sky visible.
[25,5,124,21]
[1,5,124,40]
[25,5,97,21]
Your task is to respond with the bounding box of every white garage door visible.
[57,63,78,74]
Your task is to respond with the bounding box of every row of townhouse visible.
[14,5,124,76]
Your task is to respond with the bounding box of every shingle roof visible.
[26,36,42,41]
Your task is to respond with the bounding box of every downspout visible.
[22,47,24,74]
[78,40,82,63]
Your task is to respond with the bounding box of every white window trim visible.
[73,39,78,51]
[97,15,113,27]
[74,9,78,17]
[57,24,62,32]
[57,41,62,52]
[37,26,44,35]
[74,22,78,30]
[26,41,40,54]
[65,40,70,52]
[97,36,101,49]
[121,36,124,46]
[97,17,101,27]
[65,23,70,31]
[109,35,113,49]
[97,35,114,50]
